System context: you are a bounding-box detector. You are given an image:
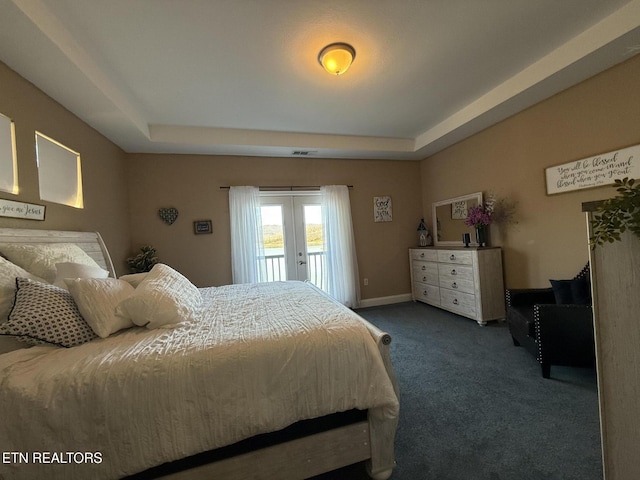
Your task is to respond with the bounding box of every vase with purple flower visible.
[465,201,493,247]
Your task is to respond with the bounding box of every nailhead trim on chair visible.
[576,263,590,281]
[534,304,542,363]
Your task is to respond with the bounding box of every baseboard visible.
[358,293,413,309]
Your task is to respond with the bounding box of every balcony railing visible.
[263,251,325,288]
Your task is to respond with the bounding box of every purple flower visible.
[465,205,492,227]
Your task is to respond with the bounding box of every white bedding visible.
[0,281,399,480]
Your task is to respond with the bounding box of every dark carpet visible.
[313,301,602,480]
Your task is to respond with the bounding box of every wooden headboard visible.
[0,228,116,277]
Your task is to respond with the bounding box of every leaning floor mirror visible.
[432,192,483,246]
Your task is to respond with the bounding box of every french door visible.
[259,194,324,287]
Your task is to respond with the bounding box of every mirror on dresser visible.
[432,192,483,246]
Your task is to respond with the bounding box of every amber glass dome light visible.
[317,43,356,76]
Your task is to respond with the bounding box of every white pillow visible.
[65,278,135,338]
[119,272,148,288]
[116,264,202,329]
[0,243,103,284]
[54,262,110,289]
[0,256,46,324]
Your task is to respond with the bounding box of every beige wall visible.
[0,62,131,273]
[126,154,422,297]
[421,54,640,289]
[4,50,639,296]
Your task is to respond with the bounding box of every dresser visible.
[409,247,505,325]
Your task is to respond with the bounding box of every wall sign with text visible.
[373,196,392,222]
[545,143,640,195]
[0,198,46,220]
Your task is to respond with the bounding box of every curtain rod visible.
[220,185,353,191]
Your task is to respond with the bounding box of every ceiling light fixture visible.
[317,43,356,76]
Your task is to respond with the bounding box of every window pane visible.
[304,205,324,288]
[0,113,18,194]
[36,132,83,208]
[261,205,286,281]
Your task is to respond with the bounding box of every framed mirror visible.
[432,192,483,246]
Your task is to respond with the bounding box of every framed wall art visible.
[193,220,212,234]
[451,200,468,219]
[374,196,392,222]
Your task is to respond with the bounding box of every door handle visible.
[298,260,307,265]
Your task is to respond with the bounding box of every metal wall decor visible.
[158,207,179,225]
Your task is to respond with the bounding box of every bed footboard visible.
[358,319,399,480]
[152,305,400,480]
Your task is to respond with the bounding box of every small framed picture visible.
[193,220,212,235]
[373,196,392,222]
[451,200,468,219]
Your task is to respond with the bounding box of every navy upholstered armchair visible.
[505,264,595,378]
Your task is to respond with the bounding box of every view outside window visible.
[260,201,324,286]
[261,205,285,281]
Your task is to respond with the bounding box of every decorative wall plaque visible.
[0,199,45,220]
[374,196,392,222]
[158,207,179,225]
[545,143,640,195]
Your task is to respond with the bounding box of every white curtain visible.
[321,185,361,308]
[229,186,266,284]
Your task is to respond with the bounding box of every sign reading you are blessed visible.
[545,143,640,195]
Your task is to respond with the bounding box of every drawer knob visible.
[450,254,456,261]
[423,290,428,296]
[451,282,458,289]
[453,298,459,305]
[420,253,425,258]
[422,276,427,281]
[451,269,457,275]
[421,265,426,271]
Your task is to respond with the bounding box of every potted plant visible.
[590,177,640,248]
[126,245,159,273]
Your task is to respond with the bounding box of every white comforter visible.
[0,281,399,480]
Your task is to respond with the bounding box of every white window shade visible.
[36,132,83,208]
[0,113,18,194]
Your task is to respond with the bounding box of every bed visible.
[0,228,399,480]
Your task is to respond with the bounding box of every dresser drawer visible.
[414,282,440,305]
[412,261,439,285]
[440,288,477,317]
[437,250,473,265]
[438,264,475,294]
[411,249,438,262]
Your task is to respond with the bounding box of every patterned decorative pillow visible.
[0,243,103,284]
[0,256,46,324]
[0,278,97,348]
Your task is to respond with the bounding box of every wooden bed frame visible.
[0,228,399,480]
